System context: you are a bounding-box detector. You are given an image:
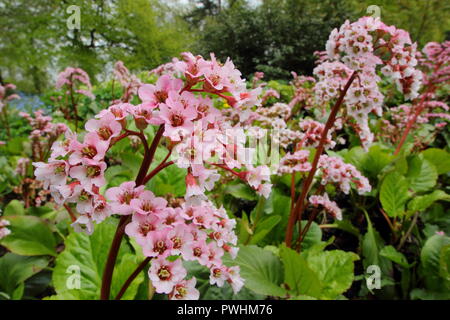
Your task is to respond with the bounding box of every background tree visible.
[0,0,192,93]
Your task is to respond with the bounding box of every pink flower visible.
[69,159,107,188]
[149,257,187,294]
[159,207,185,227]
[159,97,197,141]
[68,132,109,165]
[226,266,244,294]
[209,264,228,287]
[130,103,163,130]
[33,160,69,189]
[184,239,209,265]
[85,112,122,141]
[169,278,200,300]
[143,228,172,258]
[168,224,194,258]
[105,181,145,215]
[125,213,161,246]
[245,165,272,198]
[130,190,167,215]
[138,74,183,108]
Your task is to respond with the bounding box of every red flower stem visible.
[63,204,77,223]
[100,125,164,300]
[114,257,152,300]
[394,85,434,156]
[142,160,174,185]
[100,215,129,300]
[285,71,357,247]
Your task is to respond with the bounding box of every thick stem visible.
[100,215,130,300]
[285,72,357,247]
[100,126,164,300]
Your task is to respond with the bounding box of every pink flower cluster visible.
[121,186,243,298]
[19,110,68,162]
[326,17,422,100]
[309,193,342,221]
[113,61,142,102]
[56,67,95,100]
[318,155,371,195]
[319,17,423,149]
[0,214,11,240]
[34,53,275,299]
[0,83,20,112]
[277,150,311,174]
[313,61,382,149]
[419,41,449,87]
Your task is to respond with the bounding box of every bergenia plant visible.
[53,67,95,130]
[33,55,272,300]
[0,83,20,139]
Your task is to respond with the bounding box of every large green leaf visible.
[422,148,450,175]
[406,157,437,193]
[361,144,394,178]
[420,234,450,292]
[52,219,135,300]
[304,249,359,298]
[0,253,49,299]
[380,172,410,217]
[0,216,56,256]
[407,190,450,212]
[280,245,322,298]
[3,200,25,216]
[224,245,286,297]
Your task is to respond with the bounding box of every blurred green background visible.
[1,0,449,92]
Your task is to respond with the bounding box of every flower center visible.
[157,266,171,280]
[170,113,184,127]
[86,165,101,178]
[98,127,113,140]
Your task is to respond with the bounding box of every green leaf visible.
[343,146,366,170]
[110,254,144,300]
[224,182,257,201]
[250,215,281,245]
[406,157,437,193]
[52,219,133,299]
[361,212,393,285]
[224,245,286,297]
[420,234,450,292]
[362,144,394,178]
[407,190,450,212]
[147,164,186,197]
[380,245,411,268]
[304,249,359,298]
[380,172,410,217]
[422,148,450,175]
[280,245,322,298]
[300,221,322,250]
[411,288,450,300]
[3,200,25,216]
[0,216,56,256]
[0,253,49,299]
